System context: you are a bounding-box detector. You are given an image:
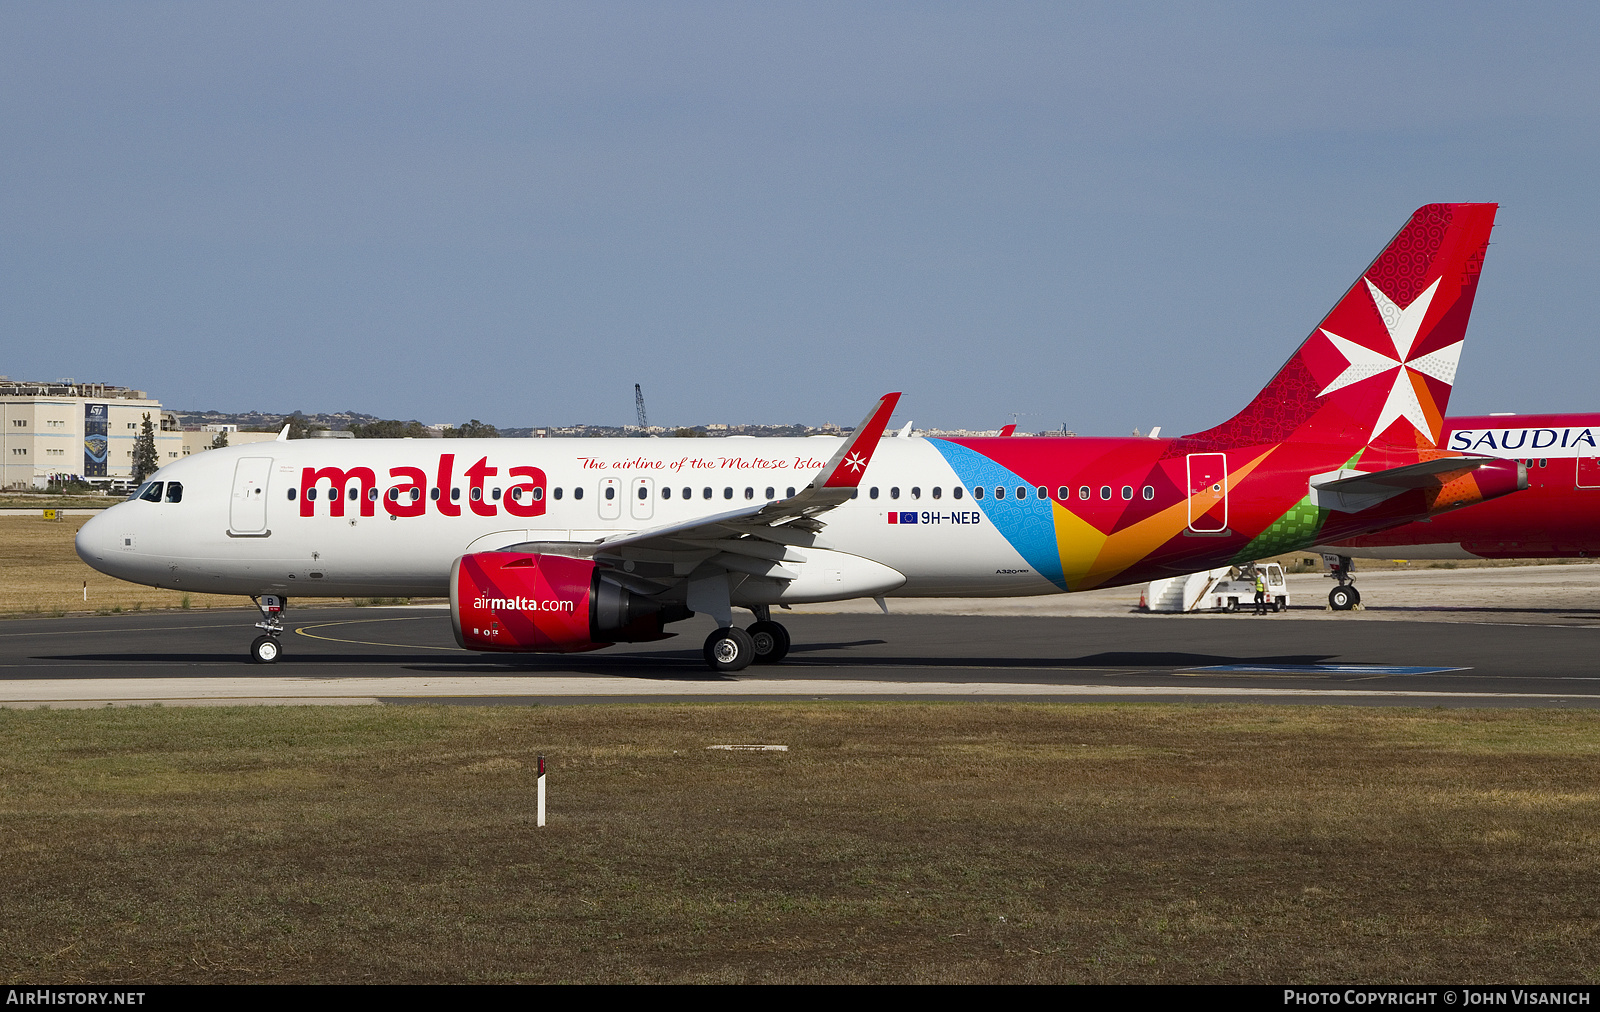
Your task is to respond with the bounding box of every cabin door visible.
[1186,453,1228,533]
[229,457,273,534]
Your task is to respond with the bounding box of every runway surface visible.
[3,602,1599,707]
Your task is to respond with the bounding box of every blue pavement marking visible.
[1186,664,1470,675]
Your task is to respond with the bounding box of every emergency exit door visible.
[1186,453,1228,533]
[598,477,621,520]
[630,477,655,520]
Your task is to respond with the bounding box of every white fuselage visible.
[75,437,1048,603]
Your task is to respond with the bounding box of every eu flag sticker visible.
[899,511,918,524]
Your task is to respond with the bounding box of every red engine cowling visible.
[450,552,685,653]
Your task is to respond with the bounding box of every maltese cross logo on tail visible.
[843,452,868,473]
[1317,276,1461,444]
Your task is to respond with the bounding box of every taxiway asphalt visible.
[2,602,1597,708]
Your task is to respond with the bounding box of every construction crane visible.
[634,384,648,431]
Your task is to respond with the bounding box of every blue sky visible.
[3,2,1597,433]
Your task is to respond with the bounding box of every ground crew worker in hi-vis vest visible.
[1253,569,1268,615]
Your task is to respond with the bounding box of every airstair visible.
[1144,563,1289,613]
[1145,568,1231,613]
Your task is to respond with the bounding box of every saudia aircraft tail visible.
[1183,203,1498,451]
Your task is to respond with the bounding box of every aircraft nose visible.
[75,509,122,575]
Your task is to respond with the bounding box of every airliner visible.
[77,203,1523,670]
[1311,412,1600,606]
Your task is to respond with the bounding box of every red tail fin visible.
[1184,203,1497,450]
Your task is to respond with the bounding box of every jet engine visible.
[450,551,688,653]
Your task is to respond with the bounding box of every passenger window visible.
[451,488,461,501]
[1057,486,1068,500]
[683,487,692,499]
[952,487,963,500]
[368,487,378,501]
[605,486,616,501]
[552,487,562,500]
[511,487,522,501]
[973,487,984,500]
[765,486,775,500]
[139,482,163,502]
[1119,486,1131,500]
[165,482,183,503]
[1079,486,1090,500]
[870,487,879,499]
[574,487,584,500]
[786,487,796,498]
[306,488,318,502]
[724,487,733,499]
[410,488,421,502]
[387,487,399,501]
[890,487,900,499]
[1100,486,1112,500]
[1037,486,1047,500]
[430,488,440,501]
[492,488,501,501]
[703,487,712,499]
[995,487,1005,500]
[745,487,754,499]
[1143,486,1154,500]
[350,487,359,501]
[532,487,544,501]
[851,488,859,499]
[1540,459,1548,468]
[470,488,482,501]
[932,487,942,500]
[1016,486,1027,499]
[662,487,671,499]
[287,488,297,501]
[911,487,921,500]
[637,486,647,500]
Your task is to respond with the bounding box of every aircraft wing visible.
[503,392,902,573]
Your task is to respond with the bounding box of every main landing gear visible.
[1325,555,1362,611]
[702,606,791,672]
[250,594,286,663]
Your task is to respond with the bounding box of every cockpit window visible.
[138,482,164,503]
[164,482,183,503]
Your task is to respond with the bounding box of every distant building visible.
[173,426,278,459]
[0,377,288,489]
[0,378,181,489]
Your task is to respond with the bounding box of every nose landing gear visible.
[250,594,286,663]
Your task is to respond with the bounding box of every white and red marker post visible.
[537,755,546,828]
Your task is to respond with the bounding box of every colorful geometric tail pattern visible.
[1183,203,1497,451]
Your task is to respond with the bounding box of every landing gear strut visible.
[250,594,286,663]
[1324,555,1361,611]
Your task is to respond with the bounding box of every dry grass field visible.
[0,516,245,615]
[2,702,1598,984]
[0,516,398,617]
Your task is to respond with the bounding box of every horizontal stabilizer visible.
[1311,456,1496,496]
